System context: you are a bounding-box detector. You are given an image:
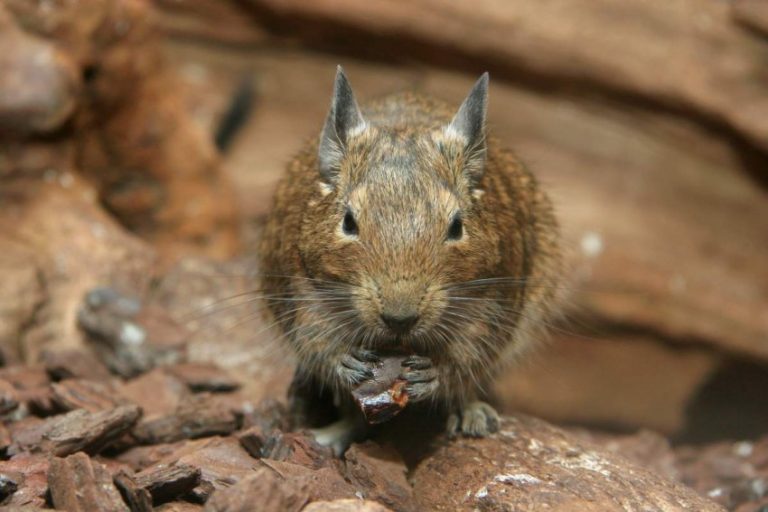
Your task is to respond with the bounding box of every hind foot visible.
[309,414,366,456]
[446,401,500,438]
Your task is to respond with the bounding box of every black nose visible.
[381,313,419,334]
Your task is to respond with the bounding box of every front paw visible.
[337,348,380,386]
[446,401,500,438]
[400,355,439,401]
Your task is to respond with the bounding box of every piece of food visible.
[352,355,409,425]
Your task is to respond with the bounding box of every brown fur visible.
[259,89,561,412]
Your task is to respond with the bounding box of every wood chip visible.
[0,454,49,507]
[202,468,309,512]
[0,379,19,414]
[235,426,267,459]
[134,462,201,504]
[165,363,240,392]
[114,470,153,512]
[40,348,112,381]
[40,404,141,456]
[118,369,189,418]
[48,452,129,511]
[159,437,260,499]
[51,379,124,412]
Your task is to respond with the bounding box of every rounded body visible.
[259,87,561,416]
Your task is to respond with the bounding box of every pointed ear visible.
[318,66,366,183]
[446,73,489,185]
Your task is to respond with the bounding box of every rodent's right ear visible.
[318,66,367,183]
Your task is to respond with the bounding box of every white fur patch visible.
[318,181,333,197]
[443,124,468,144]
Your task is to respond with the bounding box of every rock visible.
[0,20,80,135]
[410,415,724,511]
[156,502,205,512]
[496,333,720,433]
[302,501,393,512]
[244,0,768,155]
[151,258,295,409]
[675,437,768,511]
[78,288,188,378]
[575,430,680,484]
[343,442,412,512]
[153,0,266,46]
[0,177,157,363]
[732,0,768,37]
[1,0,241,262]
[48,452,129,512]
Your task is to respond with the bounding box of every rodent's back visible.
[259,74,561,407]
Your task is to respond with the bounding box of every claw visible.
[337,349,381,386]
[446,401,500,438]
[353,348,381,363]
[401,355,432,370]
[400,355,438,402]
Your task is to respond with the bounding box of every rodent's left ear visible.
[318,66,367,184]
[446,72,488,185]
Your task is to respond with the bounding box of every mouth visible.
[364,327,434,355]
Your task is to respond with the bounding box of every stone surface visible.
[0,16,80,135]
[243,0,768,156]
[410,416,724,511]
[2,0,241,263]
[0,177,157,363]
[343,442,412,512]
[302,501,393,512]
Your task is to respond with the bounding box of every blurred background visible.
[0,1,767,510]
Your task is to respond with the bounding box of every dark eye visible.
[447,214,463,241]
[342,209,358,236]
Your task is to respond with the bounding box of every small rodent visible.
[259,67,562,453]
